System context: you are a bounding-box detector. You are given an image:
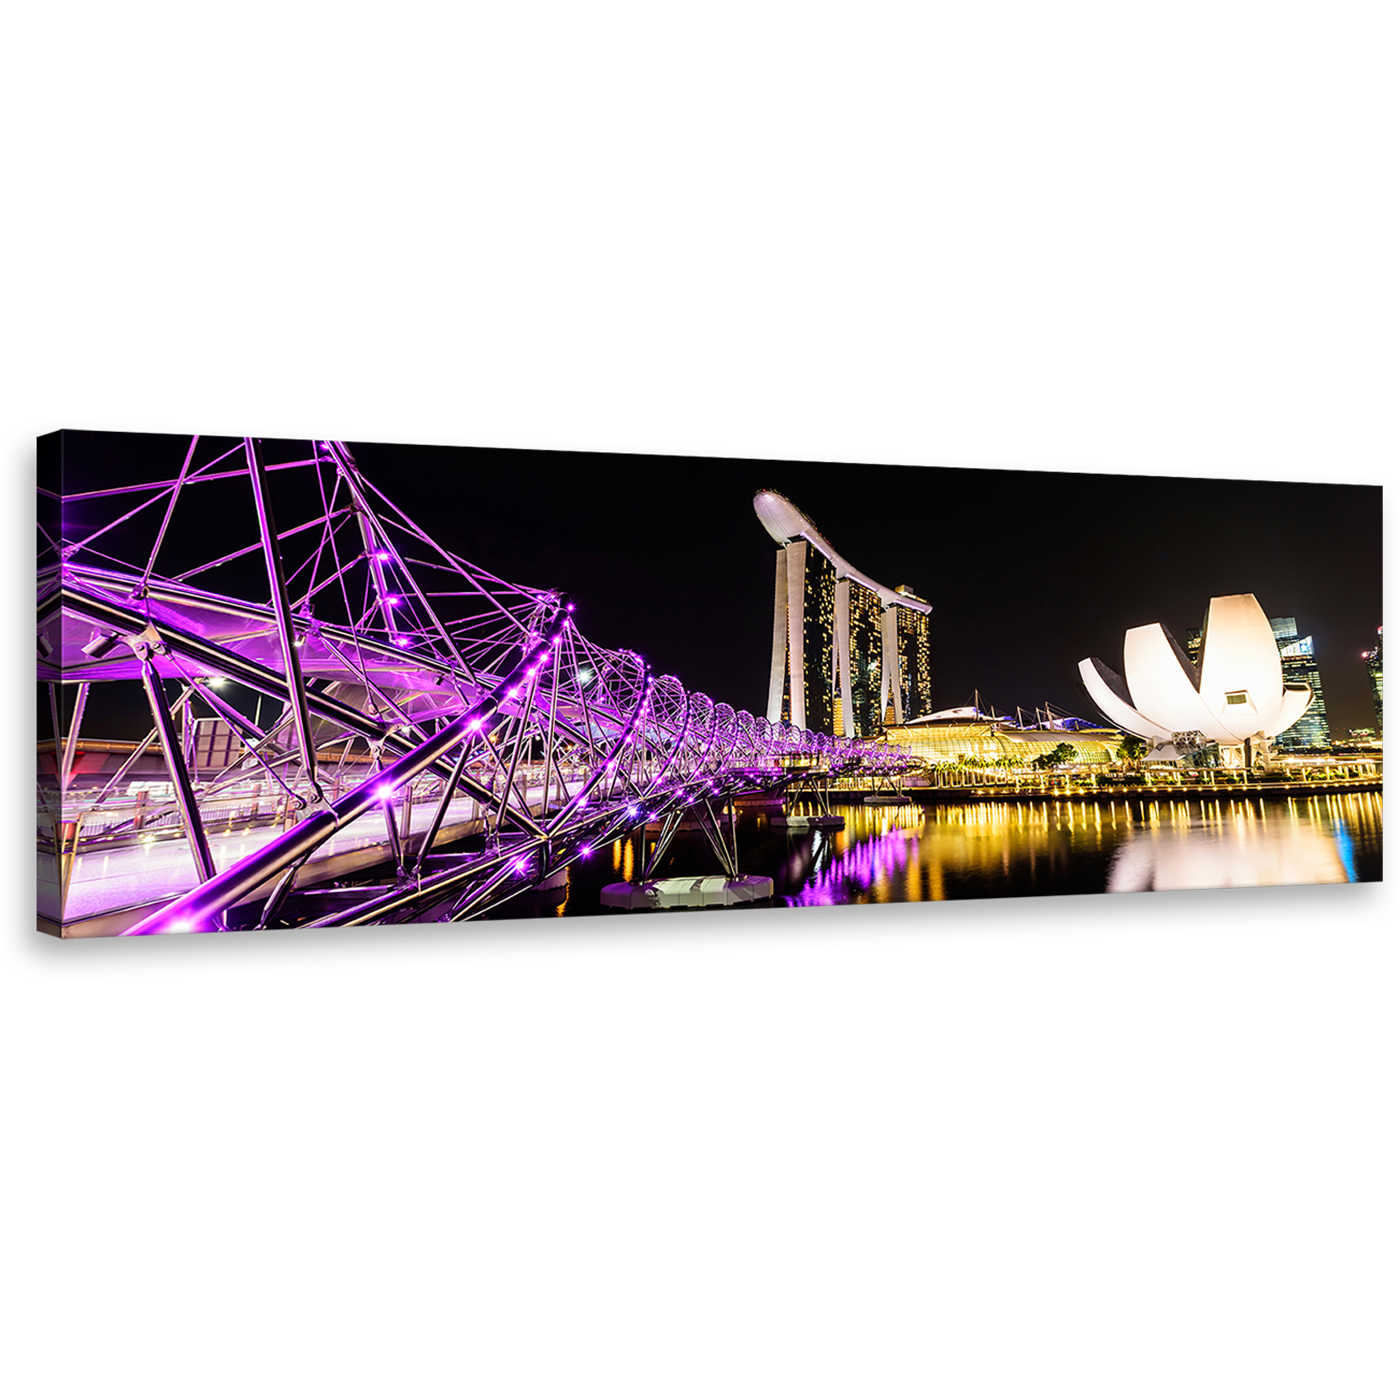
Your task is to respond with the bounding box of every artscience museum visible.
[1079,594,1313,766]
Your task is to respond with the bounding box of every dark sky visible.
[48,432,1384,738]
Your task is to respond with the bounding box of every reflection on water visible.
[785,793,1382,905]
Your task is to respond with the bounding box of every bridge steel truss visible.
[39,437,911,934]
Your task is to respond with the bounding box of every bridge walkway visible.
[42,789,547,937]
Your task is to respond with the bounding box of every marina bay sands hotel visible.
[754,490,932,739]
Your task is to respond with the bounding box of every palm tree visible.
[1116,736,1146,771]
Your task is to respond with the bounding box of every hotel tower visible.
[753,490,931,738]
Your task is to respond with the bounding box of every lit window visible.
[1225,691,1249,706]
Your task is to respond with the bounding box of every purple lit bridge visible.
[38,438,911,935]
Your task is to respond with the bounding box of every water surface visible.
[495,791,1382,917]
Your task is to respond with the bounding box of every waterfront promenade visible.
[903,774,1382,806]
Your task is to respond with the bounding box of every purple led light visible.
[514,857,528,871]
[375,784,396,802]
[384,595,399,606]
[580,845,592,857]
[394,635,411,647]
[375,551,390,561]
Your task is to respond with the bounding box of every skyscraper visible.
[769,537,837,734]
[1270,616,1330,750]
[755,491,932,737]
[892,585,933,726]
[1363,626,1383,735]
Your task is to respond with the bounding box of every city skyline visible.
[49,432,1384,740]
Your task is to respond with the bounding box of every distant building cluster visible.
[1270,617,1330,750]
[754,491,931,738]
[1363,626,1383,735]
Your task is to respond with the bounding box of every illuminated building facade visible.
[1269,617,1330,751]
[1363,626,1382,735]
[844,581,883,737]
[1079,593,1313,766]
[891,585,933,726]
[880,709,1123,766]
[755,491,931,737]
[771,540,837,735]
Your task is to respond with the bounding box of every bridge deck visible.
[41,790,550,936]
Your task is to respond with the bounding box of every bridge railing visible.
[41,436,909,933]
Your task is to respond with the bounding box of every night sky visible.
[47,432,1384,739]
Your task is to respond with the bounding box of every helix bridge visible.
[38,438,912,934]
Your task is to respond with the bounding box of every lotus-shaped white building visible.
[1078,594,1313,764]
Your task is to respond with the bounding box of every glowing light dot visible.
[580,845,592,857]
[395,636,411,647]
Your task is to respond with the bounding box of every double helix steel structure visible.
[39,437,911,934]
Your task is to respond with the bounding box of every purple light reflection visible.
[788,824,918,907]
